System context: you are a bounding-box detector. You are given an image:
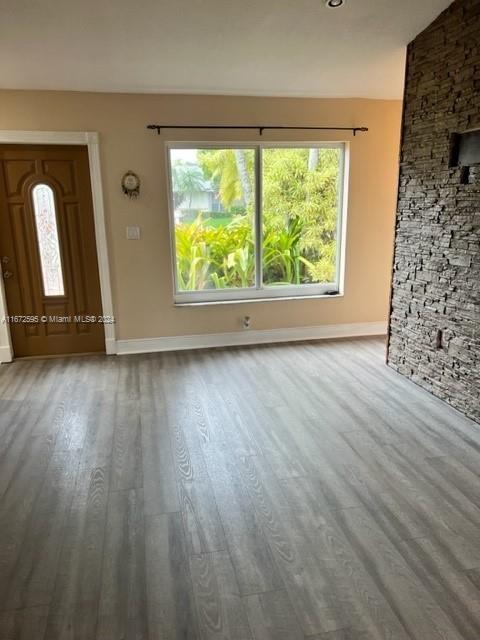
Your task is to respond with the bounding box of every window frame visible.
[166,141,348,304]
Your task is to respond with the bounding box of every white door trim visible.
[0,130,116,361]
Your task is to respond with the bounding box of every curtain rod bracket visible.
[147,125,162,135]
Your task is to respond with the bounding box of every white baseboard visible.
[0,345,13,364]
[116,321,387,356]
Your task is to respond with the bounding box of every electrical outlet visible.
[126,226,141,240]
[243,316,251,329]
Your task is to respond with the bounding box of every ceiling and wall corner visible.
[0,0,452,99]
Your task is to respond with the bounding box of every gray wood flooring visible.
[0,337,479,639]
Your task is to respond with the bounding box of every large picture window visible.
[167,143,347,303]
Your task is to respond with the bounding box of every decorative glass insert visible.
[32,184,65,296]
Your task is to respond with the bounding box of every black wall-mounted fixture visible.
[450,129,480,167]
[147,124,368,136]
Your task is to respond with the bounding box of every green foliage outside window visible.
[171,147,341,291]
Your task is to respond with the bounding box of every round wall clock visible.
[121,171,141,199]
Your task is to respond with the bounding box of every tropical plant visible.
[224,244,254,288]
[198,149,254,208]
[263,216,305,285]
[173,146,340,291]
[174,215,211,290]
[175,214,314,290]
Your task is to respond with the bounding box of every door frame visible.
[0,130,116,362]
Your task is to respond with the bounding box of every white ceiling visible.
[0,0,452,99]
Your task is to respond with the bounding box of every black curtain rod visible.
[146,124,368,136]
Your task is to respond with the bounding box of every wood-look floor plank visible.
[0,399,39,498]
[139,356,179,515]
[0,606,49,640]
[398,535,480,639]
[237,455,352,635]
[307,630,371,640]
[52,378,95,453]
[110,358,142,491]
[202,382,262,456]
[426,455,480,511]
[331,506,466,640]
[0,360,45,441]
[145,512,199,639]
[178,370,223,447]
[0,359,72,499]
[242,589,303,640]
[225,392,309,479]
[96,488,147,640]
[0,432,58,601]
[80,357,119,471]
[0,364,92,609]
[278,478,412,639]
[2,448,80,609]
[179,480,226,556]
[44,465,110,640]
[163,368,214,484]
[464,568,480,591]
[342,431,480,552]
[190,551,252,639]
[384,440,480,542]
[202,444,282,597]
[0,360,37,401]
[274,411,369,511]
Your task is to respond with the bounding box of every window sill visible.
[174,292,343,307]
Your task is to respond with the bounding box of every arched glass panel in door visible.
[31,183,65,296]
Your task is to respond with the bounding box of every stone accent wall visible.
[387,0,480,423]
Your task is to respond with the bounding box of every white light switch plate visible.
[126,226,141,240]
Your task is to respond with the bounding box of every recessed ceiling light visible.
[325,0,345,7]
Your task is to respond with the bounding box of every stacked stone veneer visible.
[387,0,480,423]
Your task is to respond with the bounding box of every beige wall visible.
[0,91,402,341]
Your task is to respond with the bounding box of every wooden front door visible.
[0,145,106,357]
